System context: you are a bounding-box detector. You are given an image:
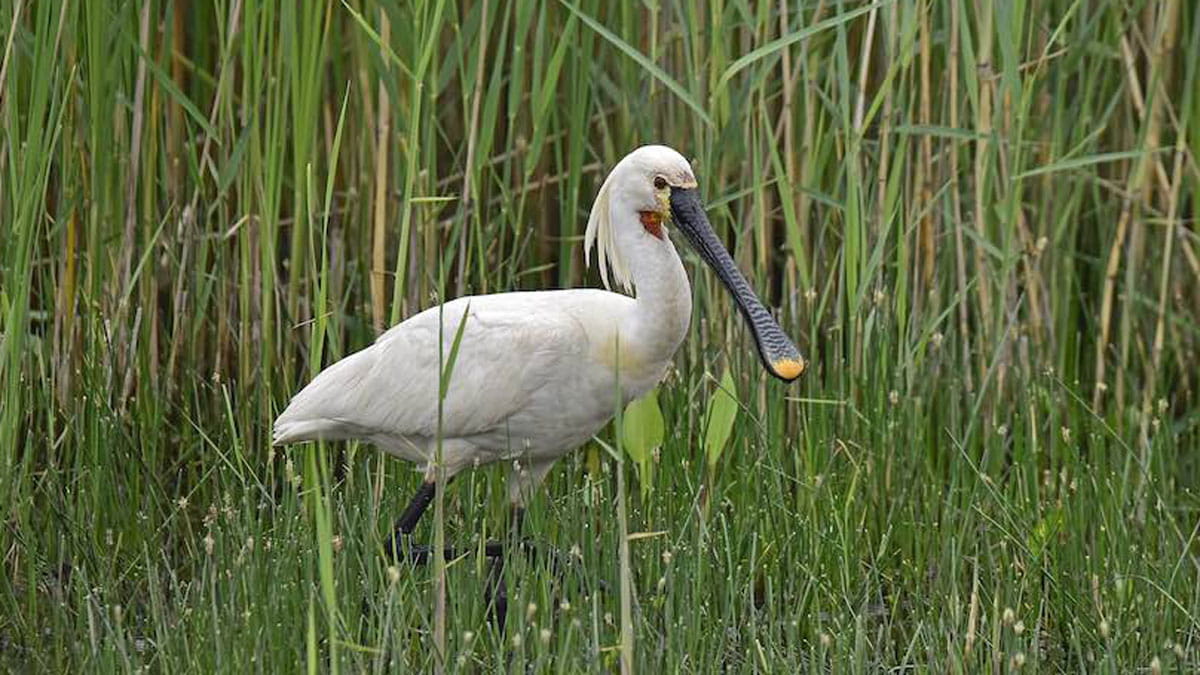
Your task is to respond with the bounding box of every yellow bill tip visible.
[771,357,806,381]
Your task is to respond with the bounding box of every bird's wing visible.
[273,293,590,446]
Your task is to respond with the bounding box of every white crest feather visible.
[584,168,633,293]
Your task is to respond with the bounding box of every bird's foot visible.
[384,534,597,633]
[386,532,463,565]
[386,536,525,565]
[387,535,592,591]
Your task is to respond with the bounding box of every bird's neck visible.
[620,225,692,364]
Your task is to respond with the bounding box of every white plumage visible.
[273,145,804,507]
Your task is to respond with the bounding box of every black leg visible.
[384,489,559,632]
[394,480,437,535]
[387,481,437,561]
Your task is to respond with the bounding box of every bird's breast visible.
[585,323,679,402]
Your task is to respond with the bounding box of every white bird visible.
[273,145,805,554]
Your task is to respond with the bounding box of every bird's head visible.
[604,145,698,238]
[585,145,807,383]
[586,146,696,284]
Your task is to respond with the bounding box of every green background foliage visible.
[2,0,1198,670]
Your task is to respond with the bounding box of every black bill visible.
[669,187,807,382]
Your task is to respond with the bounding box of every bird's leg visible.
[387,481,449,563]
[394,480,437,535]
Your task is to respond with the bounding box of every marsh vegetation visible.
[2,0,1198,670]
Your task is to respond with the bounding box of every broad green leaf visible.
[622,388,664,494]
[704,370,739,471]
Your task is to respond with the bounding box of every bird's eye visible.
[653,176,668,190]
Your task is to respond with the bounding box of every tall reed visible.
[1,0,1197,670]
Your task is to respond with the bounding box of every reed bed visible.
[2,0,1198,670]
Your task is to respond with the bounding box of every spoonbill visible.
[273,145,805,557]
